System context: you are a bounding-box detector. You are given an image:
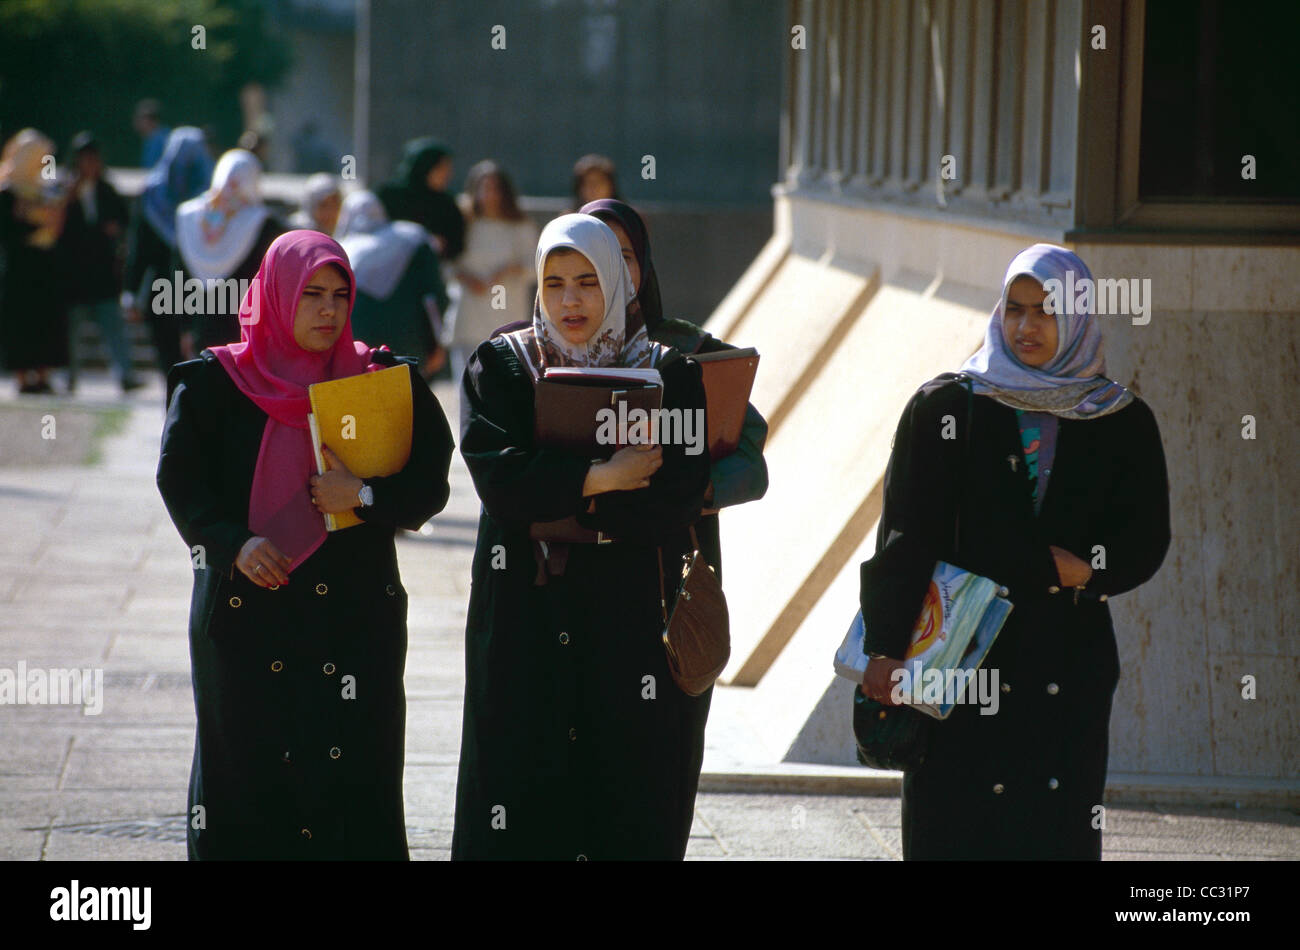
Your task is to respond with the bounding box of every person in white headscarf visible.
[860,243,1170,860]
[334,190,448,379]
[174,148,284,353]
[452,213,713,861]
[288,172,342,235]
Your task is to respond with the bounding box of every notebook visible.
[692,347,760,461]
[307,363,414,531]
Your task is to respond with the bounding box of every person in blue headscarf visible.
[860,243,1171,860]
[123,126,214,377]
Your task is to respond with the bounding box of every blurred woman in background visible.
[124,127,213,377]
[569,153,620,211]
[446,160,537,382]
[335,189,449,380]
[0,128,69,394]
[174,148,284,353]
[288,172,342,236]
[376,137,465,263]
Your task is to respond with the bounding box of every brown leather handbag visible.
[657,525,730,696]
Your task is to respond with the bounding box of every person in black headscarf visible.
[375,137,465,263]
[579,198,768,579]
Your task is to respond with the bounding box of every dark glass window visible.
[1139,0,1300,200]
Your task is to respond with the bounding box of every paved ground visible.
[1,369,1297,860]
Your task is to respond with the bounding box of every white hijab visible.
[176,149,269,281]
[334,189,427,301]
[529,213,653,369]
[288,172,341,232]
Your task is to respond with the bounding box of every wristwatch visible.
[356,483,374,508]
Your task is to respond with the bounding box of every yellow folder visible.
[307,364,413,530]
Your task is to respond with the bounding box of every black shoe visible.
[121,379,146,393]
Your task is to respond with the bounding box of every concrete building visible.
[705,0,1298,802]
[356,0,784,324]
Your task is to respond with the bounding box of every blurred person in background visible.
[289,172,343,236]
[335,190,448,381]
[62,131,141,393]
[0,128,69,394]
[290,120,338,174]
[124,126,213,378]
[446,160,536,382]
[569,153,620,211]
[133,99,170,169]
[236,129,271,168]
[376,137,465,263]
[174,148,284,353]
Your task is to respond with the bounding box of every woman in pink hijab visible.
[157,230,454,860]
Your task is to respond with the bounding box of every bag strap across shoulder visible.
[953,373,975,556]
[492,332,540,384]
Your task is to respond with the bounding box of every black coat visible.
[0,189,68,370]
[865,376,1170,860]
[451,338,712,860]
[157,350,454,859]
[61,178,129,303]
[124,202,182,375]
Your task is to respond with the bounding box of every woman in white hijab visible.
[288,172,342,235]
[335,190,449,378]
[174,148,284,353]
[452,214,713,860]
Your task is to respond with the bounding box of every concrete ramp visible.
[719,271,992,688]
[714,253,877,438]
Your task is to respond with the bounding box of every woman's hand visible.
[236,536,292,587]
[582,444,663,496]
[310,445,364,514]
[489,263,522,285]
[863,657,906,706]
[458,272,488,295]
[423,345,447,376]
[1050,544,1093,587]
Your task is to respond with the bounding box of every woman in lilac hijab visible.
[861,243,1171,859]
[157,230,454,860]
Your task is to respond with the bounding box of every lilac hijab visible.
[960,243,1133,419]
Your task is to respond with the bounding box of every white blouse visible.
[446,216,539,347]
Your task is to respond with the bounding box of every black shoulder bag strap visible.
[952,373,975,560]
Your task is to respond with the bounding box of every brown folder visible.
[531,368,663,543]
[534,370,663,457]
[692,347,760,461]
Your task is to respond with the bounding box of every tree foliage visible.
[0,0,291,165]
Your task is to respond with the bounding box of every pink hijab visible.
[210,230,380,571]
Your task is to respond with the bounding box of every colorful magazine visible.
[834,560,1013,719]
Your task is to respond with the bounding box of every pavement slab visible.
[2,371,1297,862]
